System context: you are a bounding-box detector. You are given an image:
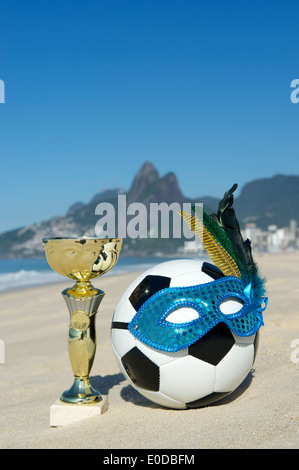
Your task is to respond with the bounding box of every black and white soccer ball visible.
[111,259,259,409]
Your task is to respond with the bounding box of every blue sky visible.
[0,0,298,233]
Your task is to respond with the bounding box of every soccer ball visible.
[111,259,259,409]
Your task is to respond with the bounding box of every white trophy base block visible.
[50,395,108,427]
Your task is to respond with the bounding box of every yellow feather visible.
[180,211,241,278]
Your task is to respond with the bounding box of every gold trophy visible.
[43,237,122,408]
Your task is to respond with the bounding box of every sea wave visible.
[0,269,62,292]
[0,257,204,293]
[0,262,159,292]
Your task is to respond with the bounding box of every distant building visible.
[181,218,299,256]
[242,219,299,253]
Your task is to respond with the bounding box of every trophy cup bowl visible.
[43,237,122,405]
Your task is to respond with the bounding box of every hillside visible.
[0,162,298,258]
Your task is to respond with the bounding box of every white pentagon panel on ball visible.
[111,344,128,380]
[136,338,187,367]
[159,355,215,404]
[112,297,138,323]
[214,341,254,393]
[232,332,257,345]
[136,388,187,410]
[170,261,211,288]
[140,259,183,277]
[111,328,136,359]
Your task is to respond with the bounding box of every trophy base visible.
[50,395,108,427]
[60,377,102,405]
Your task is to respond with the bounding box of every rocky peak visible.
[127,161,159,202]
[145,172,185,205]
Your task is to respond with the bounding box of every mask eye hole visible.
[219,296,244,315]
[165,307,199,324]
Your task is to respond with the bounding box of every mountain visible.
[0,163,298,258]
[234,174,299,229]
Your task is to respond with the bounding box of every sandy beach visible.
[0,253,298,449]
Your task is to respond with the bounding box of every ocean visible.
[0,256,193,293]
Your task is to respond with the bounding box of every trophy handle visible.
[60,289,105,404]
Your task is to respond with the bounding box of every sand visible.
[0,253,298,449]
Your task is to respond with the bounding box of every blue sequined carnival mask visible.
[128,275,268,353]
[127,183,269,353]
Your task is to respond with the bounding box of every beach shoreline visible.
[0,253,298,449]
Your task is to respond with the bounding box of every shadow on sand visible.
[117,369,255,410]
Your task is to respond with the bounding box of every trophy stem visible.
[66,280,100,299]
[61,287,105,405]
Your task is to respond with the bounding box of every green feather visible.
[192,206,239,267]
[208,183,266,298]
